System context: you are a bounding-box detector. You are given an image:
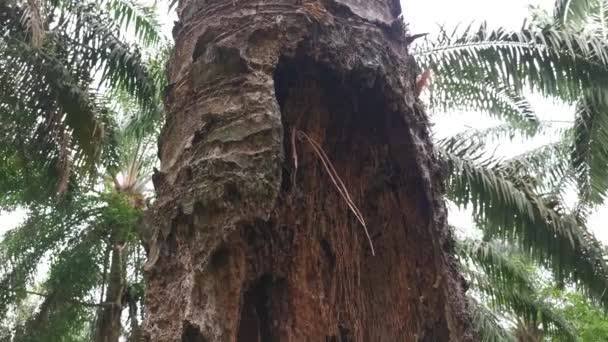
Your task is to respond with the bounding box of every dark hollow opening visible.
[236,275,274,342]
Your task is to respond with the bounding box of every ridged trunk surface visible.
[142,0,473,341]
[95,244,125,342]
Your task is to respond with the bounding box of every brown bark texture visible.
[142,0,473,341]
[95,244,125,342]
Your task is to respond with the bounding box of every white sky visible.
[404,0,555,33]
[1,0,606,245]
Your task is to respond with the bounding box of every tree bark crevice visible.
[143,1,473,341]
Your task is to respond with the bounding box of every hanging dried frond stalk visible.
[21,0,45,47]
[55,126,72,198]
[295,130,376,256]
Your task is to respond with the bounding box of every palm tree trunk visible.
[142,1,473,341]
[94,243,125,342]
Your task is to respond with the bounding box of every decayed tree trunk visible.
[142,0,473,341]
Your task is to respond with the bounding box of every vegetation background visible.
[3,0,608,340]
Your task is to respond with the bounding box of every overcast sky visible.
[3,0,607,243]
[404,0,555,32]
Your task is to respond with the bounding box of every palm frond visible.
[459,239,535,295]
[461,239,576,341]
[15,236,102,341]
[500,139,574,196]
[0,39,113,200]
[414,22,608,104]
[105,0,163,47]
[441,137,608,309]
[587,0,608,38]
[555,0,591,25]
[0,196,102,322]
[469,298,516,342]
[0,0,159,201]
[428,76,540,132]
[120,44,170,138]
[61,1,157,110]
[15,239,102,341]
[466,268,576,341]
[446,122,568,147]
[571,91,608,205]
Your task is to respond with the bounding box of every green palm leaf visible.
[0,0,161,201]
[441,137,608,308]
[555,0,592,25]
[459,239,535,295]
[105,0,163,47]
[14,237,102,341]
[469,299,516,342]
[428,75,540,132]
[460,239,576,341]
[0,196,102,322]
[414,22,608,104]
[571,91,608,204]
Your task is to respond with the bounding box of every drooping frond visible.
[14,236,102,341]
[460,239,576,341]
[468,298,516,342]
[440,137,608,309]
[428,75,540,133]
[105,0,163,47]
[555,0,591,25]
[500,138,574,196]
[0,38,116,203]
[2,38,106,164]
[446,122,569,148]
[571,91,608,205]
[0,0,160,201]
[414,22,608,105]
[0,196,103,322]
[459,239,535,295]
[120,44,170,138]
[58,1,157,110]
[0,189,143,339]
[585,0,608,38]
[466,267,576,341]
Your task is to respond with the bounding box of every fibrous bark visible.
[142,0,473,341]
[94,244,125,342]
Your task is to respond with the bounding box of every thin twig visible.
[296,130,375,255]
[300,134,366,225]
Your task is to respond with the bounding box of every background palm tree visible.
[0,0,162,204]
[0,0,169,340]
[412,0,608,339]
[0,84,167,340]
[460,238,576,341]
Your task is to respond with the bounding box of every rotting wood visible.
[142,0,474,341]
